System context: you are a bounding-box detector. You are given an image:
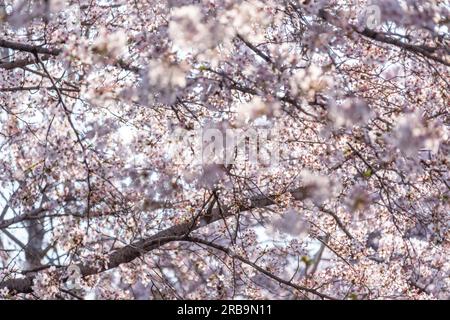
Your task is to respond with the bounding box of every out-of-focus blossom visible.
[92,29,128,59]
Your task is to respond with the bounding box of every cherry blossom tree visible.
[0,0,448,300]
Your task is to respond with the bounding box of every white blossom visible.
[93,28,128,58]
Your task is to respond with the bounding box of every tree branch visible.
[0,39,61,56]
[0,188,310,294]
